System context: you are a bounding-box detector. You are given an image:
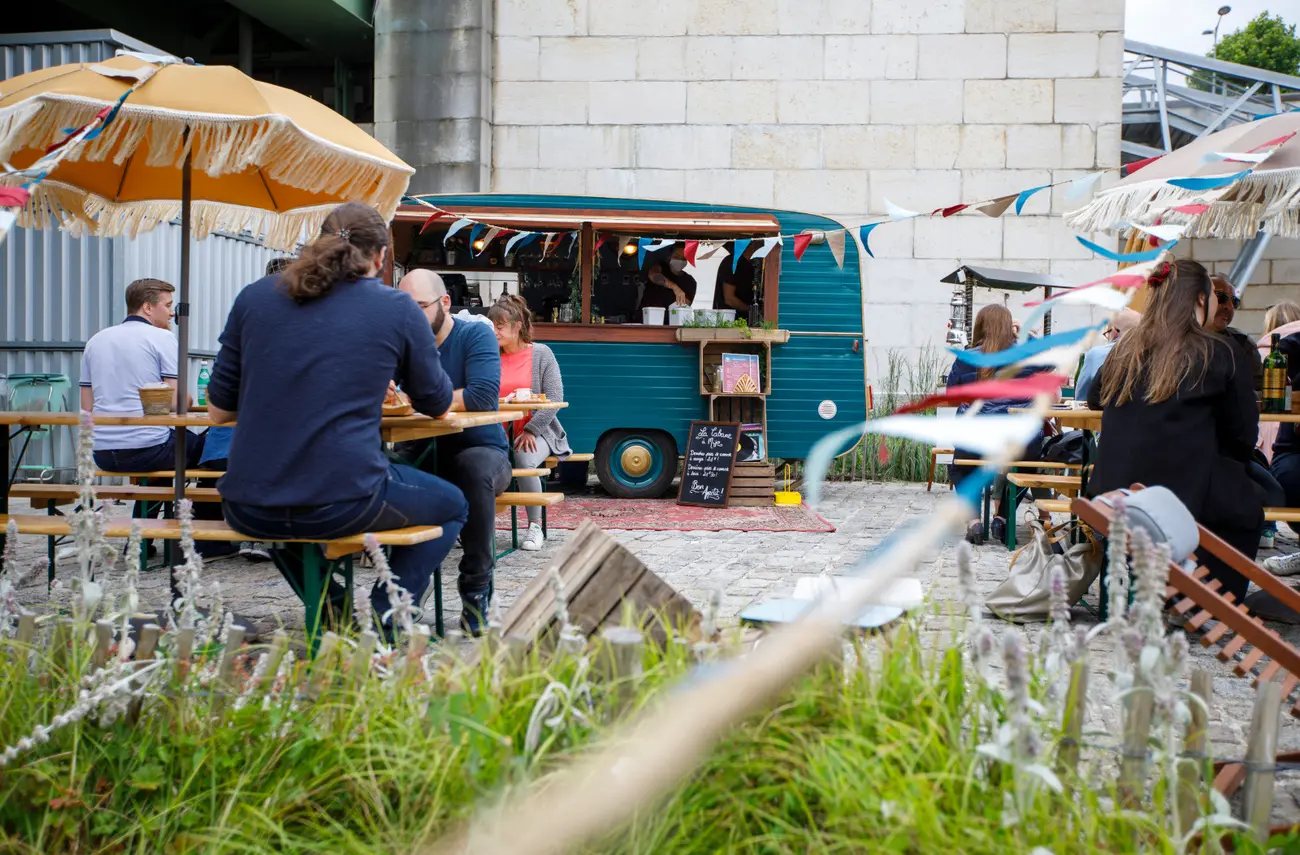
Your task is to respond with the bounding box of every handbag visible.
[1040,430,1087,465]
[986,518,1104,623]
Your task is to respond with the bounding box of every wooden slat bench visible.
[1006,473,1083,495]
[0,513,443,651]
[543,453,594,469]
[1071,492,1300,727]
[1266,508,1300,524]
[94,469,222,481]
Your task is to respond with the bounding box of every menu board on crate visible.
[677,421,741,508]
[721,353,761,394]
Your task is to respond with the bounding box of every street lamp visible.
[1205,6,1231,95]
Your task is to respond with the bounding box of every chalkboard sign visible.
[677,421,741,508]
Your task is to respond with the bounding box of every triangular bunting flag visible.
[975,195,1017,218]
[826,230,846,269]
[1202,150,1271,165]
[1065,172,1104,201]
[793,233,813,261]
[1167,170,1251,191]
[733,238,752,272]
[541,234,554,258]
[419,210,448,234]
[1123,221,1187,243]
[940,204,968,218]
[616,236,632,257]
[859,223,883,259]
[504,231,538,257]
[0,187,31,208]
[477,227,502,255]
[468,222,486,247]
[697,242,721,260]
[884,198,919,221]
[444,217,473,245]
[684,240,699,266]
[593,234,608,254]
[1169,203,1211,215]
[750,236,781,260]
[637,237,652,268]
[644,239,675,253]
[1014,184,1051,215]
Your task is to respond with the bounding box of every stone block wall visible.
[490,0,1127,375]
[1176,237,1300,338]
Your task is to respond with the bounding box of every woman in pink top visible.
[488,295,571,551]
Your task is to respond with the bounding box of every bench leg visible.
[926,452,936,492]
[1004,483,1018,551]
[542,505,548,537]
[302,546,325,657]
[44,500,57,589]
[432,563,444,638]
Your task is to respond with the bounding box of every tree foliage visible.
[1190,13,1300,91]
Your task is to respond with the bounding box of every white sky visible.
[1125,0,1286,55]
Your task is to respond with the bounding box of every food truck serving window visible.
[391,207,780,342]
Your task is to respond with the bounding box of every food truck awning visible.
[394,204,781,236]
[940,265,1069,292]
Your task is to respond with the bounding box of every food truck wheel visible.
[595,430,677,499]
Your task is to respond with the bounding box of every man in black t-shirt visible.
[715,242,756,312]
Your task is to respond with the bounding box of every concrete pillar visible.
[374,0,493,194]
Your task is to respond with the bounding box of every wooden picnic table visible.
[1,409,523,506]
[1038,408,1300,432]
[498,400,568,412]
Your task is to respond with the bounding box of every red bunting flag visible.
[419,211,449,234]
[877,440,890,466]
[940,204,968,218]
[895,374,1070,415]
[0,186,31,207]
[1248,132,1297,154]
[1022,273,1147,307]
[1169,203,1211,215]
[594,234,609,253]
[1121,154,1162,177]
[792,233,813,261]
[683,239,699,266]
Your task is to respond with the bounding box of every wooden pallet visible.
[494,520,699,650]
[730,461,776,507]
[1071,493,1300,725]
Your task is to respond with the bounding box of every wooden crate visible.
[496,521,700,648]
[699,341,771,395]
[730,461,775,507]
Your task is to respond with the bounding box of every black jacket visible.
[1087,337,1263,531]
[1271,332,1300,459]
[1223,327,1262,393]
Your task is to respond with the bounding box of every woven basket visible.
[137,386,172,415]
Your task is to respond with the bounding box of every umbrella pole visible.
[174,152,191,507]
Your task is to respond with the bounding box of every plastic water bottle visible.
[196,360,211,407]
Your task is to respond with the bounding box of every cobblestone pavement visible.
[8,482,1300,823]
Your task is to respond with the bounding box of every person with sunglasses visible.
[1208,274,1262,393]
[1073,309,1140,402]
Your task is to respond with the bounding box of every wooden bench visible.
[1071,491,1300,768]
[1,513,443,650]
[1266,508,1300,524]
[94,469,222,481]
[543,453,594,469]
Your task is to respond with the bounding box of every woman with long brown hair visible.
[206,202,469,638]
[948,304,1048,544]
[1086,258,1263,601]
[487,294,571,551]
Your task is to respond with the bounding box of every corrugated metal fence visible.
[1,31,279,480]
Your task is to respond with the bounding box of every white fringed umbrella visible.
[1065,111,1300,240]
[0,53,414,499]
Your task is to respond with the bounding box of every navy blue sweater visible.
[207,275,453,507]
[434,318,508,456]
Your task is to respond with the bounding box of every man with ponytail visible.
[206,202,468,638]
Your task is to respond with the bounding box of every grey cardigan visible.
[522,342,572,457]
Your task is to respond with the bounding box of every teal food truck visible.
[390,194,868,499]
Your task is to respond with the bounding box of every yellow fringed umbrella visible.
[0,52,414,499]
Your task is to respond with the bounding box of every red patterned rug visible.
[495,497,835,533]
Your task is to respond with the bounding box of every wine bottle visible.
[1263,333,1288,414]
